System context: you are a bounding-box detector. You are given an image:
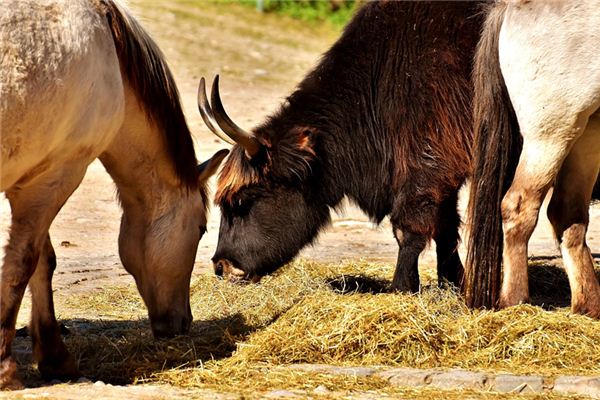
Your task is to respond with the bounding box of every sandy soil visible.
[2,0,597,299]
[1,0,599,396]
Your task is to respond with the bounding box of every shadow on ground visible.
[14,313,252,386]
[326,258,600,311]
[326,274,392,294]
[529,257,600,309]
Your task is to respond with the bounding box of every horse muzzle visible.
[150,312,192,338]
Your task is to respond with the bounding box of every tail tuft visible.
[463,2,522,308]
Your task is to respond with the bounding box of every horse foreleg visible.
[1,218,45,389]
[547,121,600,317]
[1,164,87,389]
[29,235,79,380]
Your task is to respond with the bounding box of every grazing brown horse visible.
[198,2,486,290]
[465,1,600,316]
[0,0,227,389]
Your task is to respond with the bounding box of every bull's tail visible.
[463,3,522,308]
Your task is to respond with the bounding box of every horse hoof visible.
[38,354,80,382]
[497,294,529,309]
[0,358,24,390]
[571,298,600,318]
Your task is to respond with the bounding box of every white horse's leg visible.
[497,0,600,308]
[499,147,559,307]
[0,165,87,388]
[498,111,591,307]
[28,234,79,379]
[547,116,600,317]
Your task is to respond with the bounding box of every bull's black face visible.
[213,183,329,283]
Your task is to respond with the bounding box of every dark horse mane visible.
[100,0,199,189]
[217,1,478,225]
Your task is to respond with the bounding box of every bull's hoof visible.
[0,358,23,390]
[38,353,80,382]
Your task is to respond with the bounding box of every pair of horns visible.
[198,75,261,158]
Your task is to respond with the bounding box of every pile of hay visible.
[35,259,600,395]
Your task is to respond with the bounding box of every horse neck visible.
[99,87,189,217]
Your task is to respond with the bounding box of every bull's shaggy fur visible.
[212,1,486,290]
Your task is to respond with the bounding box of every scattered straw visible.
[16,259,598,396]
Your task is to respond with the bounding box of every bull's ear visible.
[198,149,230,184]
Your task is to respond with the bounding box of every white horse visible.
[465,0,600,315]
[1,0,227,389]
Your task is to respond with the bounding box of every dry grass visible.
[15,259,600,397]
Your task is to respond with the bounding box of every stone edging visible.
[286,364,600,398]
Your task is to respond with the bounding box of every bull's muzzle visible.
[213,259,261,283]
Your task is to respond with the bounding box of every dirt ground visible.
[1,0,599,397]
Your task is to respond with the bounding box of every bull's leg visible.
[547,120,600,317]
[390,194,437,292]
[29,235,79,380]
[433,191,463,288]
[0,165,87,389]
[391,228,427,292]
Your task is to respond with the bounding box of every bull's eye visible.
[231,197,252,216]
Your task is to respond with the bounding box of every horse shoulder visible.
[1,0,125,190]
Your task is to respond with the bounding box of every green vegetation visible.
[237,0,360,29]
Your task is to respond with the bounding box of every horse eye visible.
[199,225,207,236]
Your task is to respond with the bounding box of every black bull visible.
[198,1,600,292]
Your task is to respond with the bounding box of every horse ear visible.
[198,149,230,184]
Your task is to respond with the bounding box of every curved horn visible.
[197,78,235,145]
[211,75,261,158]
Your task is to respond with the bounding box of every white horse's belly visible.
[499,0,600,138]
[0,0,125,191]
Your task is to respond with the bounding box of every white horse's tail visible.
[100,0,199,187]
[463,2,523,309]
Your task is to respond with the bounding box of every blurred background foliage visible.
[238,0,362,29]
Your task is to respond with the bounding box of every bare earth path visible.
[2,0,596,297]
[1,0,599,397]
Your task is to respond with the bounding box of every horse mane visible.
[100,0,199,189]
